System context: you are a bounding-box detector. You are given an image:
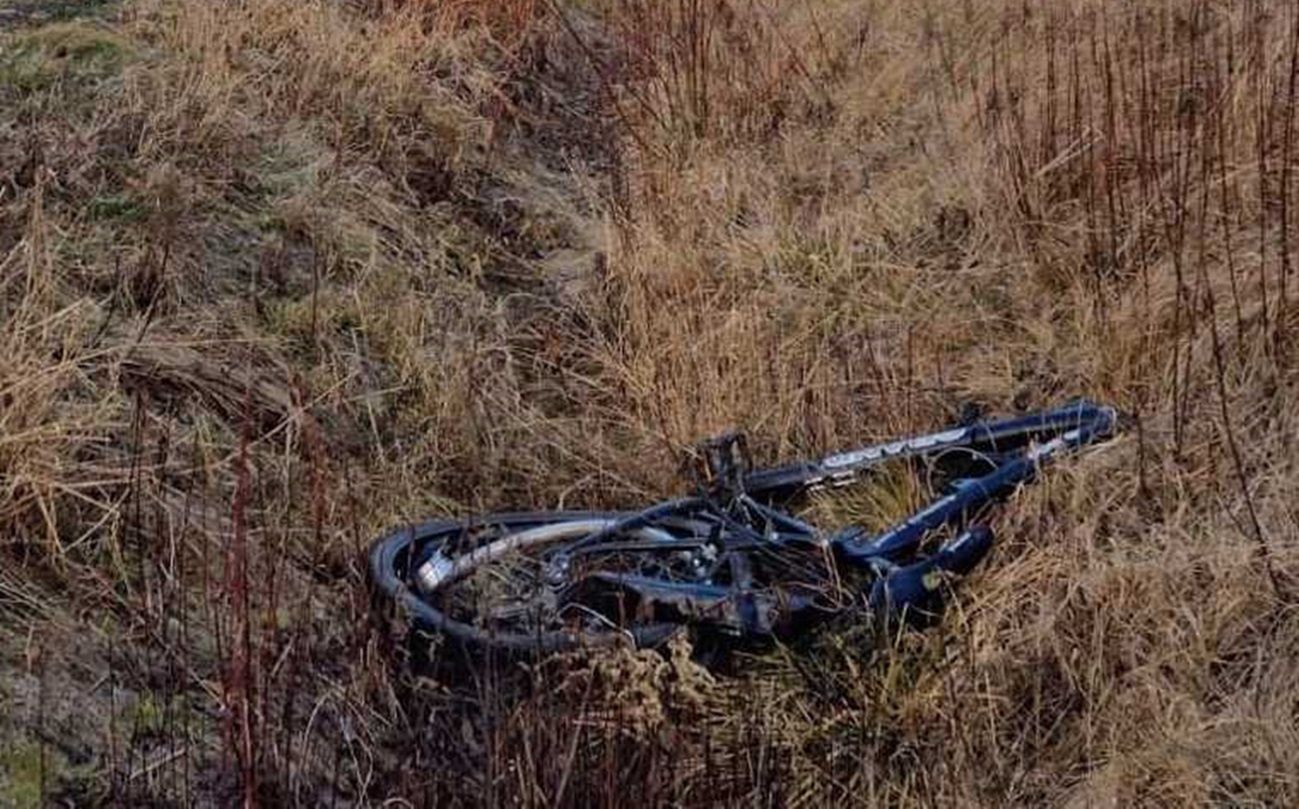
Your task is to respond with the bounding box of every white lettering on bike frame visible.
[821,428,970,470]
[1026,429,1080,461]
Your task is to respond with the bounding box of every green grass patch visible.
[0,739,64,809]
[88,194,144,222]
[0,21,132,92]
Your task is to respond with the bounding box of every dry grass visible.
[2,0,1299,805]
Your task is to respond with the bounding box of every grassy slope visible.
[2,0,1299,805]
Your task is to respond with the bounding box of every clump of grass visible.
[0,21,131,90]
[801,461,926,536]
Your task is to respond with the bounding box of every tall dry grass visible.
[2,0,1298,805]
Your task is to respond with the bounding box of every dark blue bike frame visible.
[369,400,1119,654]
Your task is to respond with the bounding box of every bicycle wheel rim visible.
[369,512,682,655]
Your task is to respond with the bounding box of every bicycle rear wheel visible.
[370,511,686,655]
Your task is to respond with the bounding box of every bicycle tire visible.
[369,511,682,655]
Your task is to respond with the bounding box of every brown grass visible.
[2,0,1299,805]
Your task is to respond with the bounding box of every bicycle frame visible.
[583,400,1118,636]
[369,400,1120,654]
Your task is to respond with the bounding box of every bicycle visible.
[370,400,1119,659]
